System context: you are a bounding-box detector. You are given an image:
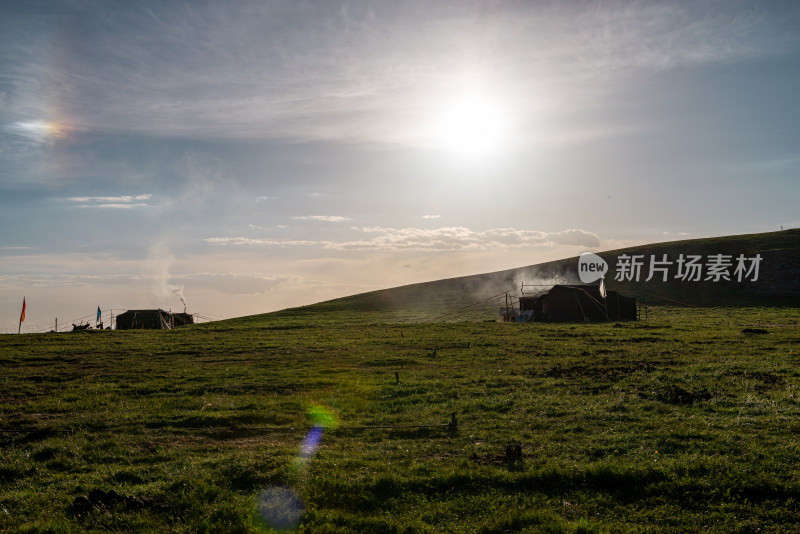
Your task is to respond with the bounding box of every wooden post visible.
[55,318,58,333]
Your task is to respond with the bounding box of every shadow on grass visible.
[308,465,667,512]
[308,461,800,516]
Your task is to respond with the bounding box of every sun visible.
[431,94,509,160]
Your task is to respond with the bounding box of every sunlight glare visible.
[432,94,509,160]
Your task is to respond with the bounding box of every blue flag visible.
[97,306,101,323]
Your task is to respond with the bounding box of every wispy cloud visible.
[206,237,319,247]
[206,226,600,251]
[81,203,148,209]
[422,214,441,219]
[293,215,352,222]
[64,194,152,209]
[67,195,151,203]
[347,226,601,251]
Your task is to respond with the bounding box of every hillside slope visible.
[266,229,800,322]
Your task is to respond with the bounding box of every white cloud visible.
[546,228,602,247]
[344,226,600,251]
[77,203,148,209]
[65,194,152,209]
[206,226,600,252]
[206,237,320,247]
[422,214,441,219]
[292,215,352,222]
[67,194,151,203]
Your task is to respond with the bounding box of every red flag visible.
[20,297,26,323]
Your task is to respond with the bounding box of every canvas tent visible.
[518,285,637,322]
[169,312,194,327]
[115,309,194,330]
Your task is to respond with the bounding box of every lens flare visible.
[307,403,339,430]
[255,486,304,531]
[300,425,324,458]
[255,403,339,531]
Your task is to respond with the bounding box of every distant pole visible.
[18,297,26,334]
[55,318,58,333]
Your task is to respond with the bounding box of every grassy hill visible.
[2,306,800,532]
[2,230,799,533]
[266,229,800,323]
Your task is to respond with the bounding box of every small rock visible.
[105,489,122,506]
[71,495,93,515]
[125,498,144,511]
[88,489,107,505]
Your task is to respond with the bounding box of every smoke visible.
[147,240,189,311]
[171,286,188,310]
[513,274,571,295]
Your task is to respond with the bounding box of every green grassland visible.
[2,305,800,533]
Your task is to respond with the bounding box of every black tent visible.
[518,285,637,322]
[115,309,194,330]
[170,312,194,327]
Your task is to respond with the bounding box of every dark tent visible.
[170,313,194,327]
[115,309,194,330]
[518,285,637,322]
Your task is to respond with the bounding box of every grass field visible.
[2,305,800,533]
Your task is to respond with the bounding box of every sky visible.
[2,0,799,332]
